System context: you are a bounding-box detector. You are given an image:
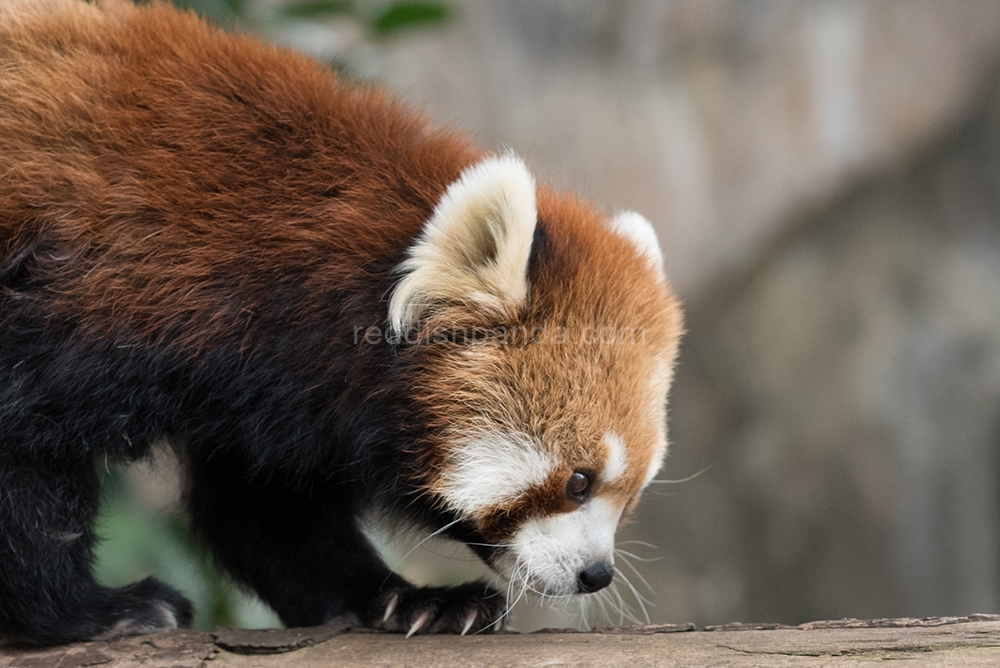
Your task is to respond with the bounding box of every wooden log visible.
[3,615,1000,667]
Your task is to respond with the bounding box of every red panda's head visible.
[388,155,683,597]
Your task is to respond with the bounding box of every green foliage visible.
[94,467,278,631]
[279,1,353,20]
[221,0,247,13]
[370,3,449,36]
[173,0,451,38]
[171,0,243,26]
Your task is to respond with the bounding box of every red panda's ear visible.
[388,154,536,338]
[609,210,666,282]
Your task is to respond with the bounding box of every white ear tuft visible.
[388,155,537,337]
[610,211,665,280]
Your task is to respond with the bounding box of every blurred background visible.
[97,0,1000,632]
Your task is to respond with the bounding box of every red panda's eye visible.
[566,471,591,501]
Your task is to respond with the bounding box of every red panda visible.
[0,0,683,645]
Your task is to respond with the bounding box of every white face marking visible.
[641,354,672,488]
[609,210,665,281]
[600,431,628,483]
[438,431,556,516]
[505,498,621,596]
[642,444,666,487]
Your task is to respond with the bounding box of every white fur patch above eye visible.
[388,154,537,338]
[610,210,665,280]
[437,431,555,516]
[601,431,628,483]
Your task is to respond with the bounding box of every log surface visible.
[3,615,1000,667]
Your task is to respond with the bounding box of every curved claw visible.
[383,594,399,623]
[406,610,432,638]
[460,609,477,636]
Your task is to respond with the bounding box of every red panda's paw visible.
[371,582,508,636]
[96,578,194,640]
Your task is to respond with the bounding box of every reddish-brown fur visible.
[1,0,478,354]
[0,0,680,507]
[0,0,682,642]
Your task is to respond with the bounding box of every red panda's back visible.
[0,0,477,349]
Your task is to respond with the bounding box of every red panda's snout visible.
[431,430,661,597]
[388,155,683,599]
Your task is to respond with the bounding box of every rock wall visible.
[371,0,1000,295]
[638,91,1000,624]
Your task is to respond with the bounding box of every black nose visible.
[577,561,615,593]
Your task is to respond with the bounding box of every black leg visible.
[184,447,506,634]
[0,451,192,645]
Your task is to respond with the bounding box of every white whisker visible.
[381,519,462,589]
[614,548,663,564]
[614,550,657,595]
[648,465,712,484]
[611,582,628,625]
[586,587,612,628]
[617,540,658,550]
[614,568,651,623]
